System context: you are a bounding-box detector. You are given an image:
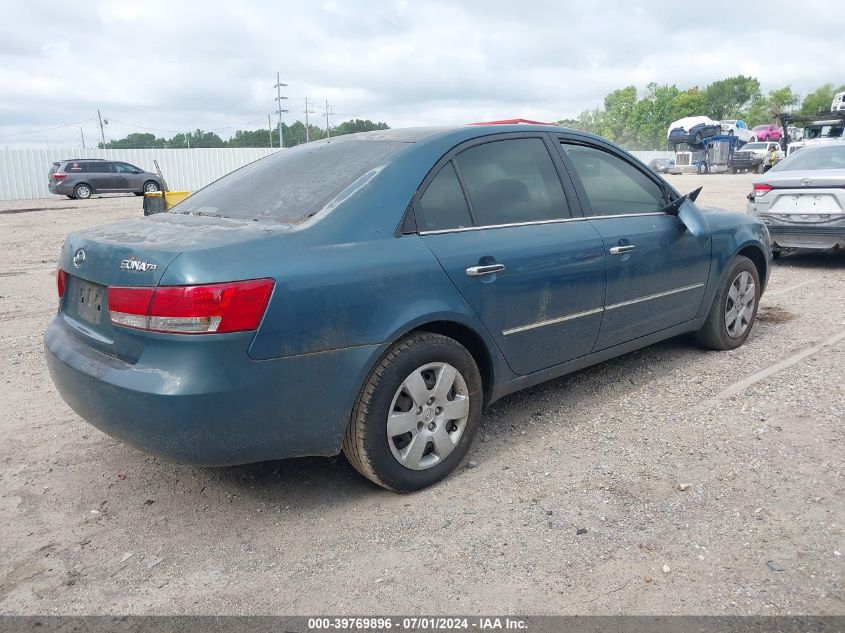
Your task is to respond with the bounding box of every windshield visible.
[803,125,844,140]
[741,143,768,151]
[772,145,845,172]
[172,139,407,222]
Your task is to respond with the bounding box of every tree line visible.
[558,78,845,150]
[99,118,390,149]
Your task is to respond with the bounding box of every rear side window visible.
[455,138,570,226]
[560,144,665,215]
[173,139,406,223]
[84,162,112,173]
[417,162,472,231]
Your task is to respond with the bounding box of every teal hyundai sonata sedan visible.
[45,124,772,491]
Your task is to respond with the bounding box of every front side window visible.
[417,162,472,232]
[115,162,140,174]
[560,143,666,215]
[455,138,569,226]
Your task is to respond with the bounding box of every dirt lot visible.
[1,175,843,615]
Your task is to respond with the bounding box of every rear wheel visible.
[73,183,92,200]
[343,332,483,492]
[696,256,760,351]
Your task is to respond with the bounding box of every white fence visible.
[0,147,279,201]
[0,147,676,202]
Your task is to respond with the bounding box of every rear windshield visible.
[172,139,407,223]
[772,145,845,171]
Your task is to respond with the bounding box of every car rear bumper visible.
[49,182,72,195]
[768,225,845,250]
[44,315,384,466]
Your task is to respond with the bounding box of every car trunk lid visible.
[57,213,289,360]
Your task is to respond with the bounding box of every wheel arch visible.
[409,320,495,404]
[736,243,768,288]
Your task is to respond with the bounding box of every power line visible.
[0,118,96,139]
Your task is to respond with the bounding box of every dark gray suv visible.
[48,159,163,199]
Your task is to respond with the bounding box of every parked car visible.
[668,116,722,148]
[751,124,782,142]
[48,159,163,199]
[648,157,675,173]
[729,142,783,173]
[747,144,845,254]
[45,125,771,491]
[720,119,754,144]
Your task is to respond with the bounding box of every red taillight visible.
[57,268,68,298]
[753,184,773,197]
[52,172,67,180]
[108,279,274,334]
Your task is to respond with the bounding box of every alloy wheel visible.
[724,270,756,338]
[387,362,470,471]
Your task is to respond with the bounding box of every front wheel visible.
[696,256,760,351]
[143,180,161,193]
[343,332,483,491]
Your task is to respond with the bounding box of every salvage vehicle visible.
[832,91,845,113]
[751,124,782,142]
[729,142,783,173]
[747,144,845,254]
[786,118,845,155]
[720,119,754,144]
[668,116,722,148]
[49,159,163,199]
[648,157,675,173]
[45,125,771,491]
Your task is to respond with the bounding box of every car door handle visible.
[466,264,505,277]
[609,245,637,255]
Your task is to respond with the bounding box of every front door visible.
[416,136,607,375]
[557,141,711,350]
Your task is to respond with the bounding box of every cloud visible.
[0,0,842,146]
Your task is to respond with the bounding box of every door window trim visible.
[400,132,584,236]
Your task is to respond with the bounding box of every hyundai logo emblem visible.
[73,249,86,268]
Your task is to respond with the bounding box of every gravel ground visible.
[0,178,843,615]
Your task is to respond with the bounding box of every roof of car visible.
[61,158,107,162]
[339,123,595,145]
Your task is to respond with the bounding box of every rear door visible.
[87,161,116,191]
[417,134,606,375]
[556,138,711,350]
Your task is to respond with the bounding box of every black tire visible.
[696,256,760,351]
[73,183,92,199]
[343,332,483,492]
[143,180,161,193]
[66,195,76,199]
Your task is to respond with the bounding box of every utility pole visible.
[79,127,86,149]
[97,109,106,147]
[274,72,288,149]
[303,98,316,142]
[324,100,333,138]
[268,114,273,148]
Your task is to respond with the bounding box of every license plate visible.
[76,280,105,325]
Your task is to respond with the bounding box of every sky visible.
[1,0,842,147]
